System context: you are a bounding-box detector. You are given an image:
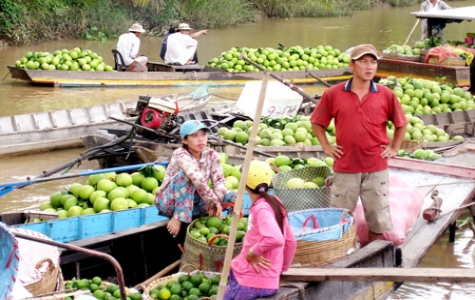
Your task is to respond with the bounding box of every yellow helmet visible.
[246,160,273,190]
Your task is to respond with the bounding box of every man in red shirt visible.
[310,44,407,244]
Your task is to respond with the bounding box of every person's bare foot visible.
[185,60,195,65]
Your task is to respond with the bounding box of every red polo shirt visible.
[310,80,407,173]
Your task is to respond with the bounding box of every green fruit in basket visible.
[210,275,221,285]
[157,288,171,300]
[199,281,211,295]
[92,276,102,286]
[129,292,143,300]
[170,284,182,295]
[93,289,106,299]
[188,295,199,300]
[208,285,218,296]
[181,281,194,291]
[190,274,203,287]
[206,216,223,230]
[179,274,191,284]
[113,289,122,298]
[76,278,90,289]
[89,283,99,292]
[169,295,181,300]
[106,284,119,295]
[189,287,202,296]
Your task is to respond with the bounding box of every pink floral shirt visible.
[158,147,227,207]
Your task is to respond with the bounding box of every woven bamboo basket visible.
[272,166,333,212]
[419,49,429,63]
[401,140,423,152]
[289,209,359,268]
[24,258,63,296]
[382,50,398,59]
[180,218,243,272]
[428,56,466,67]
[141,269,219,300]
[397,54,420,62]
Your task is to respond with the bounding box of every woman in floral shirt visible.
[155,120,235,242]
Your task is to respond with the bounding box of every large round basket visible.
[141,269,220,300]
[180,218,243,272]
[288,208,359,267]
[272,166,333,212]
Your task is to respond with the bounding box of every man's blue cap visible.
[180,120,211,138]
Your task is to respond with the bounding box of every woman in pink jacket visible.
[224,160,297,300]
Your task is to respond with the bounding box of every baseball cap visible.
[246,160,273,190]
[350,44,381,60]
[180,120,211,138]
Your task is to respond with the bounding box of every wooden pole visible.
[217,73,271,299]
[403,19,421,46]
[281,267,475,283]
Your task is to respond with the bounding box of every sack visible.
[9,227,62,296]
[272,166,333,212]
[288,208,359,267]
[354,175,424,246]
[180,218,242,272]
[0,222,20,300]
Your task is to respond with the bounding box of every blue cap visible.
[180,120,211,138]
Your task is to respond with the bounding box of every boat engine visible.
[135,95,182,138]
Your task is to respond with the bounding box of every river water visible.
[1,1,475,298]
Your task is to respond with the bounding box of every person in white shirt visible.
[165,23,208,65]
[116,23,148,66]
[419,0,451,40]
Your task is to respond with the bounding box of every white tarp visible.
[411,6,475,21]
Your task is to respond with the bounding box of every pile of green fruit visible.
[189,216,248,246]
[398,148,442,161]
[380,76,475,115]
[64,276,142,300]
[217,116,331,147]
[218,152,242,191]
[149,272,220,300]
[206,45,350,72]
[14,48,114,71]
[266,155,333,173]
[383,44,421,56]
[38,165,166,219]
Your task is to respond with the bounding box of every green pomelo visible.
[97,179,117,193]
[108,188,126,201]
[67,206,84,217]
[50,191,67,208]
[64,198,78,211]
[39,201,54,211]
[152,165,167,182]
[93,197,110,213]
[89,190,107,205]
[78,185,95,200]
[285,178,305,189]
[131,189,149,204]
[110,198,129,211]
[115,173,133,187]
[68,183,83,198]
[141,177,159,192]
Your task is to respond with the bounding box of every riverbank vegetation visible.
[0,0,457,45]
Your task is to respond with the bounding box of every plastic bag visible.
[354,175,424,246]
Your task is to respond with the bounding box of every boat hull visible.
[377,58,470,86]
[7,66,352,88]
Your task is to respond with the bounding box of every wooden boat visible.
[3,148,475,299]
[377,58,470,87]
[375,5,475,88]
[0,85,212,157]
[6,64,352,88]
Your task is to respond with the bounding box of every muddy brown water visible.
[1,1,475,298]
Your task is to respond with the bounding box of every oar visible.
[306,69,332,88]
[0,162,167,197]
[217,72,271,298]
[403,19,420,46]
[240,53,319,104]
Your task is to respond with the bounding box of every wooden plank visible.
[281,267,475,283]
[389,157,475,179]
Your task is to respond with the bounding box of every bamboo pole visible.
[217,73,271,298]
[403,19,420,46]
